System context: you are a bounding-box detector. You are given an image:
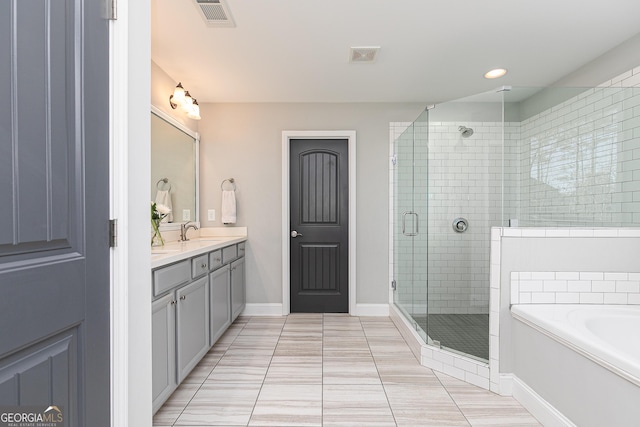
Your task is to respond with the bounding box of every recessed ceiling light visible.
[484,68,507,79]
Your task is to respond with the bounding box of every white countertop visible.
[151,230,247,269]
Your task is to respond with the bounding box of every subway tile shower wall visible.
[510,271,640,305]
[514,67,640,227]
[425,122,502,314]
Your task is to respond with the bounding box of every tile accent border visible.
[511,271,640,305]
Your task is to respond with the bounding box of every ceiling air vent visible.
[349,46,380,63]
[194,0,235,27]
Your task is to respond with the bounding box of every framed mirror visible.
[151,106,199,229]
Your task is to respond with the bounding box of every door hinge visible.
[391,279,396,290]
[109,219,118,248]
[108,0,117,20]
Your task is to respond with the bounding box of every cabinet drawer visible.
[222,245,238,263]
[191,255,209,278]
[237,242,245,258]
[209,250,223,271]
[153,260,190,297]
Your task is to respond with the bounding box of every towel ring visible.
[221,178,236,191]
[156,178,172,192]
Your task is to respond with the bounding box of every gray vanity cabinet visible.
[152,293,176,412]
[230,256,246,321]
[152,240,246,414]
[209,265,231,346]
[176,276,210,383]
[151,272,209,412]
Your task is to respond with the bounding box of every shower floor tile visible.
[412,314,490,360]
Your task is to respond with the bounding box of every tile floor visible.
[154,314,541,427]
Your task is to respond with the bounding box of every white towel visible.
[155,190,173,222]
[221,190,236,224]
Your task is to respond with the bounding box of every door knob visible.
[290,230,303,238]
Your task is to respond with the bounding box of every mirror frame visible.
[151,105,200,230]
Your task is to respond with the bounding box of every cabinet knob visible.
[180,295,186,300]
[215,258,221,262]
[201,263,207,269]
[171,300,176,305]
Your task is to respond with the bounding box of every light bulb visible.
[187,99,201,120]
[182,91,193,112]
[170,82,186,108]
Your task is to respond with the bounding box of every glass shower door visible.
[425,90,505,361]
[393,110,429,343]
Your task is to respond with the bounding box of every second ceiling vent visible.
[349,46,380,63]
[194,0,235,27]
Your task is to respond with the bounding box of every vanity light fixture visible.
[169,83,201,120]
[169,83,186,108]
[187,99,201,120]
[484,68,507,79]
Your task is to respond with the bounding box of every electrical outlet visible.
[182,209,190,221]
[208,209,216,221]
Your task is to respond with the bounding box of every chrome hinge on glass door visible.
[391,279,396,291]
[402,211,419,236]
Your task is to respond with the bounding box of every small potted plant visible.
[151,201,171,246]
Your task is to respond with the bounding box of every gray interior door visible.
[0,0,110,425]
[290,139,348,313]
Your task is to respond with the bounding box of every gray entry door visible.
[290,139,349,313]
[0,0,110,425]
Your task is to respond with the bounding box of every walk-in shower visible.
[391,85,640,363]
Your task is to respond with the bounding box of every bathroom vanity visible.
[151,236,246,413]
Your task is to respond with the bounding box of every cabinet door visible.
[230,257,246,321]
[176,276,210,383]
[209,265,231,346]
[152,293,176,413]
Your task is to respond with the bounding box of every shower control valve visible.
[453,217,468,233]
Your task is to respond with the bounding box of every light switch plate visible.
[208,209,215,221]
[182,209,190,221]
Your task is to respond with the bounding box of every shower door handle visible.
[402,211,419,236]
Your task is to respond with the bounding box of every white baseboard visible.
[501,374,575,427]
[241,303,284,316]
[242,303,388,317]
[354,303,389,317]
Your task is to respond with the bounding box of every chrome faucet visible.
[180,221,199,241]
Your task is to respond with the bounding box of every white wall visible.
[123,0,152,425]
[197,103,425,306]
[552,33,640,88]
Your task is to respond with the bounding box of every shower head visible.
[458,126,474,138]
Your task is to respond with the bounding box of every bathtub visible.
[511,304,640,385]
